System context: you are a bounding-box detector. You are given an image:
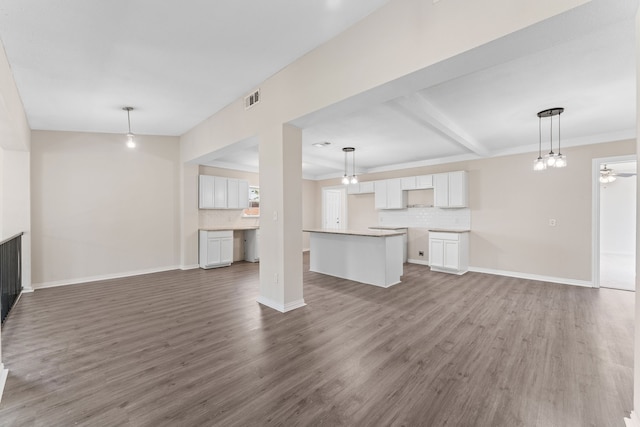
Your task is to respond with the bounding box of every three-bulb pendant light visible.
[341,147,358,185]
[123,106,136,148]
[534,107,566,171]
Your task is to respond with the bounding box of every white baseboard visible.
[407,259,430,266]
[32,265,181,289]
[468,266,592,288]
[180,264,200,270]
[257,296,306,313]
[0,365,8,403]
[625,411,640,427]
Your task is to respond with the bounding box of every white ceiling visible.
[0,0,390,135]
[0,0,637,180]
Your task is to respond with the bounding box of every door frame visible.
[591,154,637,288]
[321,186,347,230]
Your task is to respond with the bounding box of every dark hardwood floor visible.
[0,255,633,426]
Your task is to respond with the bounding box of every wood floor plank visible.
[0,256,633,426]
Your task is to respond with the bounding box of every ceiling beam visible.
[389,93,490,157]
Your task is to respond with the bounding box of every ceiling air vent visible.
[244,89,260,110]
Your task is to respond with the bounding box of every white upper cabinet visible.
[237,180,249,209]
[199,175,216,209]
[227,178,239,208]
[415,175,433,189]
[375,178,407,209]
[400,176,416,190]
[199,175,250,209]
[434,171,468,208]
[213,176,228,208]
[347,182,375,194]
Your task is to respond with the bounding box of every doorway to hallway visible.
[593,156,636,291]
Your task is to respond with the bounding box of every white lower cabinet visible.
[429,231,469,274]
[199,230,233,269]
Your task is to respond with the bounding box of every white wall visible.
[31,131,181,288]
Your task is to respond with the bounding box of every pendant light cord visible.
[538,116,542,158]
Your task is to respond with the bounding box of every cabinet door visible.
[416,175,433,189]
[214,177,228,208]
[206,237,222,266]
[227,179,239,208]
[433,173,449,207]
[429,239,444,267]
[374,181,388,209]
[238,180,249,209]
[400,176,416,190]
[347,183,360,194]
[199,175,215,209]
[386,178,404,209]
[359,181,375,194]
[220,238,233,264]
[443,241,460,270]
[448,171,468,207]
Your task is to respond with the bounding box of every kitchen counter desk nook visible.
[304,228,405,287]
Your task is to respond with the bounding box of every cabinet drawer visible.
[429,232,459,241]
[207,230,233,239]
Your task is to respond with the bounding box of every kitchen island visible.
[304,228,405,287]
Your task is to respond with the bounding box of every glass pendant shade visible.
[126,132,136,148]
[123,106,136,149]
[350,175,358,184]
[533,157,547,171]
[341,175,350,185]
[554,154,567,168]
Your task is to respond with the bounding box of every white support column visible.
[180,162,200,270]
[257,124,305,312]
[627,6,640,427]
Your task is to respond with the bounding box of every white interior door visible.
[323,187,346,230]
[593,156,636,291]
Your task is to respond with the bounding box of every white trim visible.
[180,264,200,270]
[592,154,637,289]
[625,411,640,427]
[407,259,430,266]
[468,266,592,288]
[257,296,306,313]
[32,265,181,289]
[0,365,8,403]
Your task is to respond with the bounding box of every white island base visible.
[306,229,404,288]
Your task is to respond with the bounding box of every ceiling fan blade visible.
[616,173,636,177]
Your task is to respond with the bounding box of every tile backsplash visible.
[378,207,470,230]
[199,210,260,229]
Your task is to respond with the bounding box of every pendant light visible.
[341,147,357,185]
[123,106,136,148]
[534,107,565,171]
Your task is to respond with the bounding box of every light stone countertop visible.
[428,228,470,233]
[200,226,259,231]
[303,228,406,237]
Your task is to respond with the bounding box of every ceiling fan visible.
[600,164,636,184]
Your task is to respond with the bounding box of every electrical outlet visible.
[419,251,424,256]
[549,219,557,227]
